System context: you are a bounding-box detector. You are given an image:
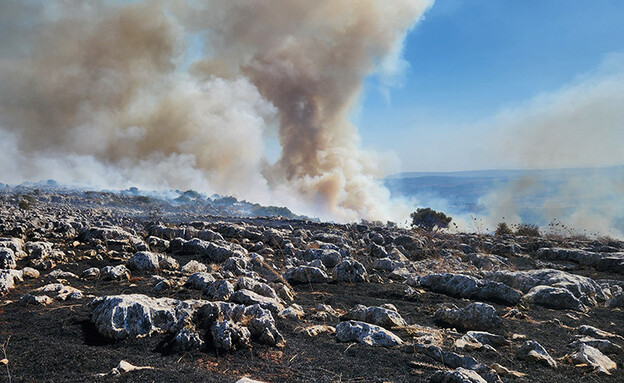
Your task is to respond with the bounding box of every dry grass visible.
[1,335,11,383]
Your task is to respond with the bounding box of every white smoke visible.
[0,0,434,221]
[480,55,624,237]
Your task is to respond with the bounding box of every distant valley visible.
[385,166,624,236]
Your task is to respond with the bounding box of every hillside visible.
[1,187,624,382]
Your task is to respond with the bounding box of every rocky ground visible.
[1,187,624,382]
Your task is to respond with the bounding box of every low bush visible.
[495,222,513,236]
[515,224,540,237]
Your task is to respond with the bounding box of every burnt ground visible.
[1,267,623,383]
[1,188,624,382]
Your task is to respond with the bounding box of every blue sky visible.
[355,0,624,172]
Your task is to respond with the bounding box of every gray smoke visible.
[0,0,433,221]
[479,56,624,237]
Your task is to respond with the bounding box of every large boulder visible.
[486,269,606,305]
[101,265,131,281]
[20,294,53,306]
[434,303,502,331]
[517,340,557,368]
[90,295,285,349]
[536,248,624,273]
[454,331,510,351]
[229,289,284,314]
[570,345,617,374]
[148,225,186,240]
[0,269,23,295]
[127,251,179,272]
[312,232,347,246]
[536,248,603,267]
[126,251,157,271]
[335,320,403,347]
[578,325,624,341]
[283,266,329,284]
[429,368,487,383]
[147,236,170,253]
[173,328,205,352]
[235,277,278,300]
[0,248,17,269]
[0,238,25,256]
[368,243,388,258]
[570,337,622,354]
[90,295,200,340]
[211,320,251,350]
[34,283,83,300]
[372,257,404,272]
[80,226,135,242]
[461,253,510,271]
[465,331,509,348]
[81,267,100,280]
[25,241,53,259]
[341,304,407,329]
[408,344,489,375]
[183,239,246,262]
[596,255,624,274]
[332,259,369,283]
[206,280,235,301]
[244,305,286,348]
[295,248,342,268]
[222,256,253,276]
[523,285,587,311]
[181,260,208,275]
[185,272,216,290]
[413,273,521,305]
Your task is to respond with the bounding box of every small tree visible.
[18,199,31,210]
[515,224,541,237]
[495,222,513,236]
[410,208,452,232]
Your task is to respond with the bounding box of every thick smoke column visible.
[0,0,432,221]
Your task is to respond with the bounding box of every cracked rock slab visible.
[523,285,587,311]
[341,304,407,329]
[434,303,502,331]
[283,266,329,283]
[429,367,487,383]
[335,320,403,347]
[517,340,557,368]
[486,269,606,304]
[413,273,522,305]
[570,345,617,374]
[90,294,202,340]
[0,269,23,295]
[332,258,369,283]
[570,337,622,354]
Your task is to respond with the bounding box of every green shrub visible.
[495,222,513,236]
[22,195,36,204]
[18,199,31,210]
[251,204,294,218]
[133,196,153,204]
[410,208,452,232]
[515,224,541,237]
[182,190,201,199]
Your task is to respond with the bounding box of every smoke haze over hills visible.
[0,0,433,222]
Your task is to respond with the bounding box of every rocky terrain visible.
[1,187,624,382]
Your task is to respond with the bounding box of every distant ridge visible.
[387,165,624,180]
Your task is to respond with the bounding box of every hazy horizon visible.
[0,1,622,231]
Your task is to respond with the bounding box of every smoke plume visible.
[479,55,624,237]
[0,0,433,221]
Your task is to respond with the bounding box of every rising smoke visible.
[0,0,433,221]
[479,56,624,238]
